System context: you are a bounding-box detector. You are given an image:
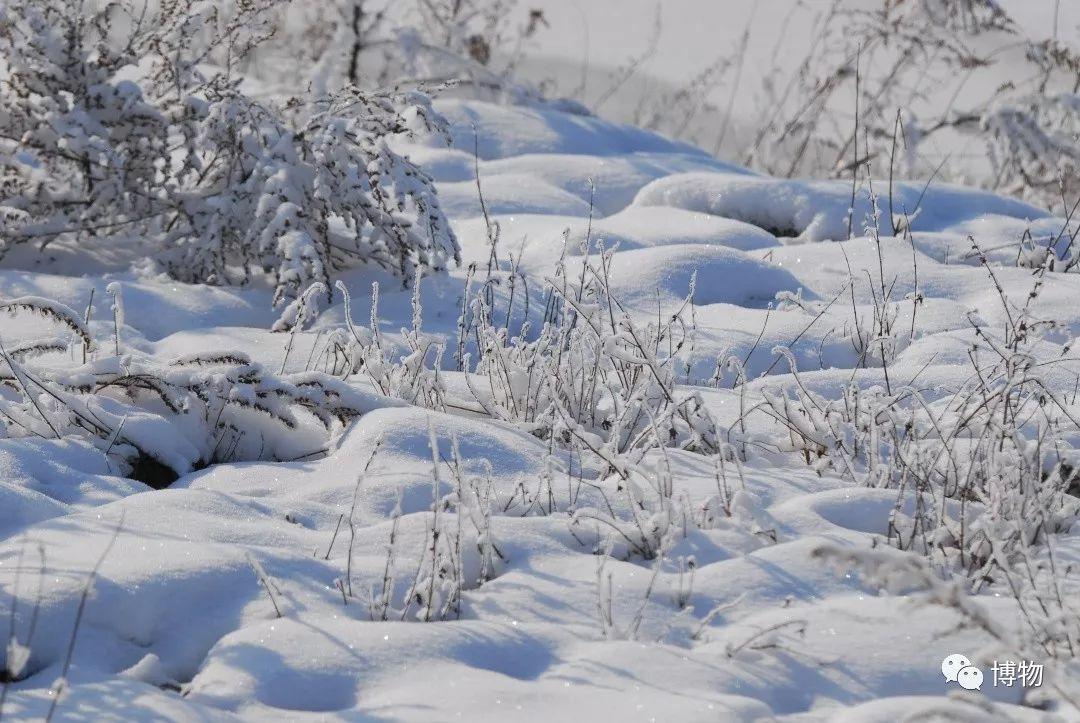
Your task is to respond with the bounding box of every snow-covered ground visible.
[2,91,1079,722]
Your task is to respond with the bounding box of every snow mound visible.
[436,99,730,160]
[634,172,1050,240]
[595,204,778,251]
[481,151,751,216]
[596,243,805,309]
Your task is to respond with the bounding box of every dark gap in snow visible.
[128,454,181,490]
[755,224,802,239]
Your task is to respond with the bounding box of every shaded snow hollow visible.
[0,98,1074,721]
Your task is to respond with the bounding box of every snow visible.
[587,243,804,309]
[1,90,1079,721]
[633,173,1050,241]
[432,98,715,160]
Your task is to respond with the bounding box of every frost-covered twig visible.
[46,512,125,723]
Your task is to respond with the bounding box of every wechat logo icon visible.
[942,653,983,691]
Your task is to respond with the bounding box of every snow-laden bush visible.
[158,86,457,306]
[327,277,449,410]
[0,0,458,311]
[0,294,375,487]
[758,245,1080,583]
[328,237,722,463]
[322,234,769,560]
[332,236,723,460]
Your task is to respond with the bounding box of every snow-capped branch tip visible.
[0,296,93,350]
